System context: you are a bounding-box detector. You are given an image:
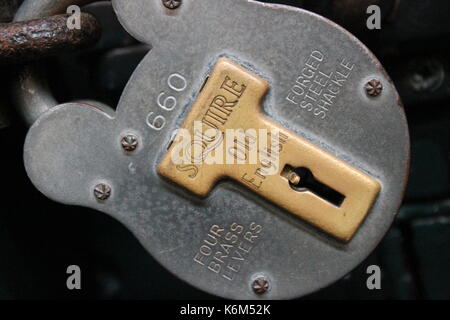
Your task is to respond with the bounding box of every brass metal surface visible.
[158,58,381,241]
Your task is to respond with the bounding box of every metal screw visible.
[365,79,383,97]
[252,276,270,295]
[162,0,182,9]
[121,134,139,152]
[94,183,111,201]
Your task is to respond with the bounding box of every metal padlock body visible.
[24,0,409,299]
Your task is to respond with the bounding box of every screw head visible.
[121,134,138,152]
[94,183,111,201]
[365,79,383,97]
[252,276,270,295]
[162,0,182,9]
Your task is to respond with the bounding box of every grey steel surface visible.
[13,0,96,125]
[22,0,409,299]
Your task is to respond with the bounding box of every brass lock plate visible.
[158,58,381,241]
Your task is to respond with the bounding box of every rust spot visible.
[0,13,101,63]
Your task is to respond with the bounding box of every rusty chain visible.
[0,10,101,63]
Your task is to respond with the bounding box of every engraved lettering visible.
[285,50,354,120]
[193,222,263,281]
[221,76,247,98]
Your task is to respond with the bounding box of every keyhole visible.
[282,165,345,207]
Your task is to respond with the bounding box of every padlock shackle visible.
[13,0,96,126]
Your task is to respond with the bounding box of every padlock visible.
[22,0,410,299]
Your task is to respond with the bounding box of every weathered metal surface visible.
[22,0,410,299]
[158,58,382,242]
[0,13,101,63]
[12,0,97,125]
